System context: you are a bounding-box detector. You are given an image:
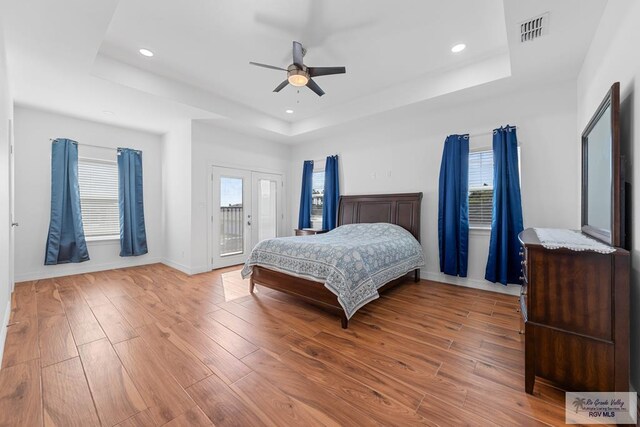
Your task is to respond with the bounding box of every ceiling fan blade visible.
[306,78,325,97]
[249,62,287,71]
[308,66,346,77]
[273,80,289,92]
[293,41,304,67]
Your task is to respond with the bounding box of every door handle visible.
[247,221,252,226]
[11,222,18,227]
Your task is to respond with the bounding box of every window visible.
[78,158,120,239]
[311,167,324,229]
[468,150,494,228]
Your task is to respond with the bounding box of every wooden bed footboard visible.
[249,266,420,328]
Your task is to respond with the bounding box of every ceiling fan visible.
[249,41,346,97]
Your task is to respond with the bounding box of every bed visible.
[241,193,424,328]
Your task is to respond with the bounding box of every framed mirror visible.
[581,82,621,246]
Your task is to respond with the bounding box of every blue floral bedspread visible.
[241,223,425,319]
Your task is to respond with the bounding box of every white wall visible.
[161,121,192,273]
[291,79,579,295]
[13,107,164,281]
[189,121,292,274]
[577,0,640,392]
[0,26,14,367]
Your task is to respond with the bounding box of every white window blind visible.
[78,158,120,239]
[468,150,494,227]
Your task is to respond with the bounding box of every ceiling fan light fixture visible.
[288,73,308,87]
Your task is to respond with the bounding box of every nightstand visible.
[295,229,328,236]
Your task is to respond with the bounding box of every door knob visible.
[247,221,252,226]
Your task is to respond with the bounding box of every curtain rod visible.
[310,154,339,164]
[49,139,140,153]
[49,138,115,151]
[468,126,518,139]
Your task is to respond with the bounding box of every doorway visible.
[211,166,283,270]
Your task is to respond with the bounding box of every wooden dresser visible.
[518,228,630,394]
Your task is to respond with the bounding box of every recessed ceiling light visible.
[285,109,294,114]
[139,48,154,57]
[451,43,466,53]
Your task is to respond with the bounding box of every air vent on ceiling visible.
[520,12,549,43]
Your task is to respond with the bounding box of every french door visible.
[211,166,283,269]
[251,172,283,245]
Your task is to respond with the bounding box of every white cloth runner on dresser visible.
[533,228,616,254]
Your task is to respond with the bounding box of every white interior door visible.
[211,167,252,269]
[251,172,283,245]
[8,118,14,292]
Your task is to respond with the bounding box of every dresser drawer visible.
[529,250,612,340]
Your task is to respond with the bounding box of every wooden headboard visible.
[337,193,423,242]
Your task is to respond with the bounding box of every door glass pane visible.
[220,176,243,256]
[258,179,277,242]
[311,171,324,229]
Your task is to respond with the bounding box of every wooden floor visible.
[0,263,578,426]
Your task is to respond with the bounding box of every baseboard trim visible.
[189,265,210,276]
[160,259,211,276]
[0,298,11,370]
[158,262,521,295]
[160,258,192,275]
[14,257,162,282]
[421,271,521,296]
